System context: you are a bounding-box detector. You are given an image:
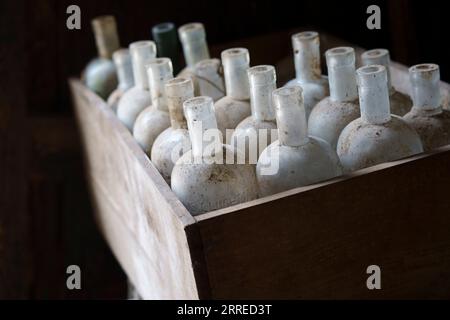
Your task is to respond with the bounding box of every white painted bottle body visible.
[84,16,120,100]
[337,65,423,172]
[107,48,134,113]
[171,96,258,215]
[257,86,342,197]
[133,58,172,155]
[232,65,278,162]
[284,31,329,118]
[361,49,412,116]
[403,64,450,151]
[117,41,156,130]
[214,48,252,140]
[151,77,194,183]
[308,47,360,149]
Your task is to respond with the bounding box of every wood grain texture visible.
[70,79,200,299]
[195,146,450,299]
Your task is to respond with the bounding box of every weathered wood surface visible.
[195,146,450,299]
[70,80,200,299]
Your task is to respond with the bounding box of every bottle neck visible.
[148,58,173,111]
[409,64,441,111]
[130,41,156,90]
[292,31,322,83]
[248,65,277,122]
[273,86,309,147]
[182,40,210,69]
[357,65,391,125]
[326,47,358,102]
[184,97,222,160]
[113,50,134,90]
[361,49,393,92]
[222,48,250,100]
[165,78,194,129]
[92,16,120,60]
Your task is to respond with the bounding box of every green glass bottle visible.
[152,22,182,74]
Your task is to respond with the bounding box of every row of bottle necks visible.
[84,15,450,216]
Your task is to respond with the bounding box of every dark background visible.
[0,0,447,299]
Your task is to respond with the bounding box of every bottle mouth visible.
[410,63,439,73]
[273,86,302,97]
[362,48,388,59]
[153,22,175,33]
[222,48,248,57]
[292,31,318,41]
[248,65,276,85]
[130,40,156,50]
[153,57,172,65]
[178,22,205,42]
[358,64,385,74]
[327,46,353,56]
[165,77,193,96]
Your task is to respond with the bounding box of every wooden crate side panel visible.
[196,149,450,299]
[70,80,198,299]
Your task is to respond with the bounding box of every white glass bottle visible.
[231,65,278,163]
[308,47,360,149]
[361,49,412,116]
[403,64,450,151]
[84,15,120,100]
[194,58,225,101]
[337,65,423,172]
[177,23,224,97]
[117,41,156,130]
[285,31,329,118]
[107,48,134,113]
[171,96,258,215]
[151,77,194,184]
[133,58,172,155]
[257,86,342,197]
[214,48,252,140]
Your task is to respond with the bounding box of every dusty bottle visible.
[337,65,423,172]
[361,49,412,116]
[171,96,258,215]
[231,65,278,163]
[152,22,182,74]
[285,31,329,118]
[151,77,194,184]
[308,47,360,149]
[177,23,224,97]
[117,41,156,130]
[84,15,120,100]
[194,58,225,101]
[403,64,450,151]
[257,86,342,196]
[133,58,172,155]
[214,48,252,140]
[107,49,134,113]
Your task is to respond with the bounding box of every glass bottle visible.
[403,64,450,151]
[107,48,134,113]
[231,65,278,163]
[361,49,412,116]
[151,77,194,184]
[214,48,252,141]
[117,41,156,130]
[84,15,120,100]
[337,65,423,172]
[171,96,258,215]
[177,23,224,97]
[152,22,182,74]
[257,86,342,196]
[284,31,329,118]
[133,58,172,155]
[194,58,225,101]
[308,47,360,149]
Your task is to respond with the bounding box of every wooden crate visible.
[69,32,450,299]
